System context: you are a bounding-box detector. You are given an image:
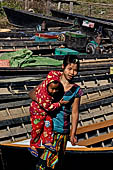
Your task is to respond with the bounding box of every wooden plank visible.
[53,0,79,5]
[83,83,113,94]
[46,0,51,15]
[80,95,113,112]
[77,119,113,135]
[69,2,73,13]
[0,38,34,41]
[78,53,113,60]
[77,131,113,146]
[74,74,113,83]
[0,93,29,101]
[0,68,109,78]
[0,32,34,38]
[80,63,113,69]
[81,90,113,105]
[0,64,110,74]
[66,146,113,151]
[0,116,30,128]
[0,73,112,89]
[80,58,113,63]
[0,126,29,140]
[0,41,66,47]
[0,99,31,110]
[79,103,113,124]
[79,69,109,76]
[25,0,29,10]
[1,141,113,151]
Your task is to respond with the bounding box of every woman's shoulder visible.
[73,83,80,88]
[72,84,83,97]
[71,83,80,90]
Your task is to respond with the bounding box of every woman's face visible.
[62,63,78,81]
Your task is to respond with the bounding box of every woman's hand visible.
[70,134,77,146]
[59,98,69,105]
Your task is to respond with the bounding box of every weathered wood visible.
[69,2,73,13]
[0,31,35,38]
[0,93,29,102]
[3,6,73,28]
[0,99,31,110]
[80,95,113,112]
[0,41,65,47]
[77,119,113,135]
[79,106,113,122]
[0,41,66,53]
[0,125,31,140]
[75,74,113,83]
[83,83,113,94]
[58,2,61,10]
[77,131,113,146]
[0,73,112,87]
[25,0,29,10]
[0,91,113,112]
[50,9,113,26]
[0,116,30,128]
[0,38,34,42]
[46,0,51,15]
[53,0,79,5]
[0,73,112,94]
[81,90,113,105]
[0,66,110,78]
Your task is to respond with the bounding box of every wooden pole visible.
[89,4,92,16]
[25,0,28,10]
[46,0,51,15]
[58,2,61,10]
[69,2,73,13]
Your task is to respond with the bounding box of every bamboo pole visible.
[25,0,28,10]
[46,0,51,15]
[69,1,73,13]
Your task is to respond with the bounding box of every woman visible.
[29,55,83,170]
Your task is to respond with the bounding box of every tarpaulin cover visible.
[0,49,63,67]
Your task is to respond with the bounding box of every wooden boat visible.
[51,9,113,26]
[0,84,113,170]
[0,53,113,169]
[35,32,59,42]
[0,79,113,166]
[3,6,73,28]
[51,9,113,43]
[0,138,113,170]
[1,85,113,169]
[35,33,58,39]
[0,28,36,38]
[0,40,66,54]
[0,52,113,76]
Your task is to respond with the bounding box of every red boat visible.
[35,32,58,39]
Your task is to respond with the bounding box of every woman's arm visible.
[70,97,80,145]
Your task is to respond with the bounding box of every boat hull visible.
[0,143,113,170]
[3,7,73,28]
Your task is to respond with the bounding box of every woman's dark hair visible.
[63,55,80,71]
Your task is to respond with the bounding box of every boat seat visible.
[76,118,113,146]
[77,118,113,135]
[77,131,113,146]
